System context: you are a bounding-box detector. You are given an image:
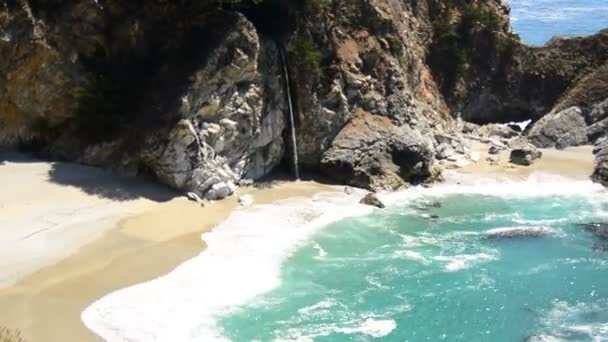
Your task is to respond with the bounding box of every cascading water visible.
[278,46,300,180]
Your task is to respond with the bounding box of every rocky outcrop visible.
[360,193,385,209]
[592,139,608,186]
[0,1,88,145]
[1,0,606,198]
[527,107,588,149]
[320,110,433,190]
[510,141,542,166]
[428,0,608,125]
[140,16,285,199]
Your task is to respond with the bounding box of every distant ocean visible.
[509,0,608,45]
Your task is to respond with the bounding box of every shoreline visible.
[0,145,600,341]
[0,152,336,341]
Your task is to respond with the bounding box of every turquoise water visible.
[220,193,608,341]
[509,0,608,45]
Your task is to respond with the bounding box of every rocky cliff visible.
[1,0,607,196]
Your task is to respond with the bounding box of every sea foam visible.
[82,173,606,341]
[82,191,373,341]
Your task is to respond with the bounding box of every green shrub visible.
[287,31,323,80]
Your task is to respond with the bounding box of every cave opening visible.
[236,0,294,40]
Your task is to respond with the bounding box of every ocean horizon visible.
[509,0,608,45]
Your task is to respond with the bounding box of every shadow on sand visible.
[1,150,177,202]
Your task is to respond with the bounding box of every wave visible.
[276,318,397,341]
[530,299,608,341]
[433,251,499,272]
[82,191,374,342]
[380,172,605,205]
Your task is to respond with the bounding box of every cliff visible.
[1,0,606,196]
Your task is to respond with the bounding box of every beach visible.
[0,152,335,341]
[0,144,599,341]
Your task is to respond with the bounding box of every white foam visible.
[278,318,397,341]
[433,252,498,272]
[82,192,373,342]
[380,172,605,205]
[393,250,430,265]
[484,226,560,238]
[533,299,608,340]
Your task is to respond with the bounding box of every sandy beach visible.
[454,143,596,180]
[0,152,335,342]
[0,144,599,341]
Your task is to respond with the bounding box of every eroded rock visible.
[510,142,542,166]
[320,110,433,190]
[527,107,588,149]
[360,193,385,209]
[592,139,608,186]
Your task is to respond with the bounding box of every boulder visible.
[186,192,205,205]
[587,117,608,142]
[436,143,455,160]
[592,139,608,186]
[477,124,520,139]
[527,107,588,149]
[205,181,237,200]
[485,227,554,239]
[320,110,434,190]
[488,144,505,155]
[360,193,385,209]
[510,142,542,166]
[588,98,608,124]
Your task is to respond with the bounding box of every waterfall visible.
[278,45,300,180]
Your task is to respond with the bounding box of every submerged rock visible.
[510,142,542,166]
[577,222,608,240]
[360,193,385,209]
[484,227,554,239]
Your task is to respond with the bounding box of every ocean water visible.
[508,0,608,45]
[83,174,608,341]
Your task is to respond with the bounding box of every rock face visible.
[527,107,588,149]
[510,142,542,166]
[1,0,607,198]
[320,110,433,190]
[592,139,608,186]
[140,16,285,199]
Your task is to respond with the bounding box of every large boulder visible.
[320,110,434,190]
[592,139,608,187]
[588,98,608,124]
[510,141,542,166]
[527,107,589,149]
[140,15,285,198]
[360,193,385,209]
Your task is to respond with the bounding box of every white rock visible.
[238,194,254,207]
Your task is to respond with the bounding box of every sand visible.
[0,144,598,342]
[0,152,335,341]
[452,142,596,180]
